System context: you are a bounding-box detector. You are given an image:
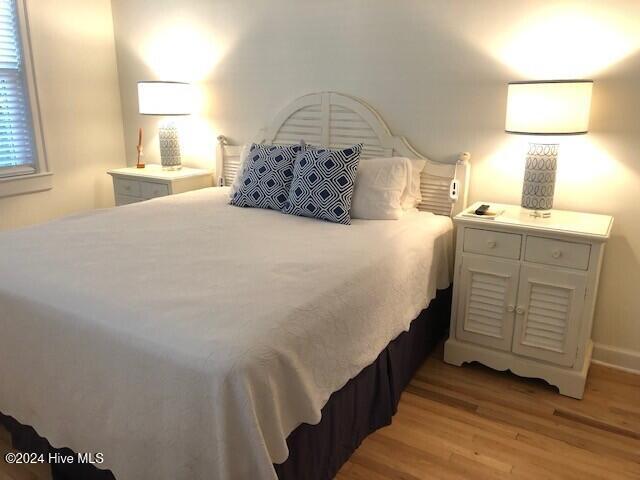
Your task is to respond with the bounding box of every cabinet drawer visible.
[115,194,142,206]
[525,236,591,270]
[463,228,522,260]
[114,178,141,197]
[141,181,169,199]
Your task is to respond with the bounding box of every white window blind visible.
[0,0,35,178]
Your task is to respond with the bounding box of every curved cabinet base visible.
[444,338,593,399]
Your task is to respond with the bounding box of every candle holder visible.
[136,127,145,168]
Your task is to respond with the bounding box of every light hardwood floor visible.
[337,344,640,480]
[1,344,639,480]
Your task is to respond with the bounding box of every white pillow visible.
[228,144,250,199]
[401,158,426,209]
[350,157,411,220]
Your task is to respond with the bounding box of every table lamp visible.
[505,80,593,217]
[138,81,193,170]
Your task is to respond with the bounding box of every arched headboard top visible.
[216,92,470,216]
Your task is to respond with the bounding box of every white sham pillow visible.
[350,157,411,220]
[401,158,426,209]
[228,144,250,199]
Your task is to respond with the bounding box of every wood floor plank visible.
[349,452,423,480]
[404,384,478,412]
[471,432,612,480]
[447,453,513,479]
[553,407,640,440]
[515,431,640,478]
[353,435,463,480]
[401,392,520,439]
[0,467,16,480]
[334,461,393,480]
[412,374,556,417]
[475,404,640,464]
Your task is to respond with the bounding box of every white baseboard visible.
[592,343,640,374]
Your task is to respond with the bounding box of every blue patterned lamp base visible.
[521,143,558,218]
[159,121,182,171]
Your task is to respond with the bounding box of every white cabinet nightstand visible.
[107,165,213,206]
[444,202,613,399]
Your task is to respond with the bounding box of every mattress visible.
[0,187,453,480]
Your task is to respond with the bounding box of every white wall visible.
[0,0,125,230]
[115,0,640,367]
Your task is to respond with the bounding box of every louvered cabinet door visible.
[512,265,587,366]
[455,256,520,351]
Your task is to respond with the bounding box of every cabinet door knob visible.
[487,240,497,249]
[507,305,515,312]
[552,249,562,259]
[516,306,526,315]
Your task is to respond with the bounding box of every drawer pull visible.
[516,306,526,315]
[506,305,515,313]
[124,185,131,191]
[552,249,562,259]
[486,240,497,249]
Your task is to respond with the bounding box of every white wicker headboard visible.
[216,92,470,217]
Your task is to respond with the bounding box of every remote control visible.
[475,204,490,215]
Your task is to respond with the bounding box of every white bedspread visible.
[0,187,452,480]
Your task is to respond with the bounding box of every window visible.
[0,0,50,197]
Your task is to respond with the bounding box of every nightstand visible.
[107,165,213,206]
[444,202,613,399]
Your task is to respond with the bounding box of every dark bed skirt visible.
[274,286,451,479]
[1,287,451,480]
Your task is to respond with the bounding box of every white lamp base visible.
[522,142,558,217]
[159,120,182,171]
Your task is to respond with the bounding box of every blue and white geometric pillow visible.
[283,144,363,225]
[230,143,302,211]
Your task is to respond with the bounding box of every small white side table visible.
[107,165,213,206]
[444,202,613,398]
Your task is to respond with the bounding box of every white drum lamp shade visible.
[505,80,593,216]
[506,81,593,135]
[138,81,193,115]
[137,81,194,170]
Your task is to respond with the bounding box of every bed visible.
[0,92,470,480]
